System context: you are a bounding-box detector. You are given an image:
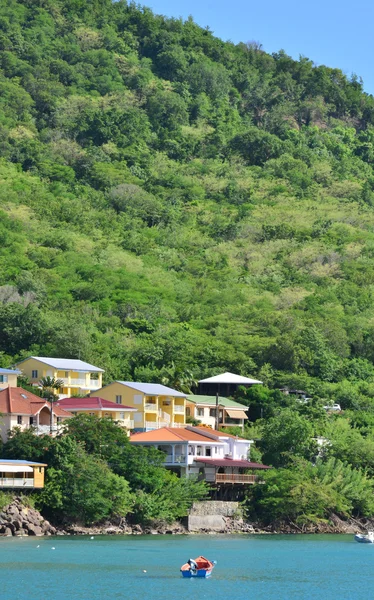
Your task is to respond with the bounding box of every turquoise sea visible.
[1,534,373,600]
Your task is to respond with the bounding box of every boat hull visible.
[355,534,374,543]
[181,568,213,578]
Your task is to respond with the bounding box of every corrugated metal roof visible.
[57,397,135,411]
[187,395,248,409]
[0,368,21,375]
[195,458,271,469]
[198,372,262,384]
[16,357,104,372]
[0,460,47,466]
[116,381,186,397]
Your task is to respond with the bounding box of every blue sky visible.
[145,0,374,95]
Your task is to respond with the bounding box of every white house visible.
[130,426,270,487]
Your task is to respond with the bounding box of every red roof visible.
[194,458,271,469]
[0,387,72,418]
[56,397,134,411]
[130,427,224,443]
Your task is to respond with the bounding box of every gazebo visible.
[198,372,262,397]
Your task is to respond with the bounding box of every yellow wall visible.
[33,466,45,488]
[93,382,186,429]
[0,373,18,390]
[15,358,103,398]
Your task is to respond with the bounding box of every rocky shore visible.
[0,497,56,537]
[0,498,371,537]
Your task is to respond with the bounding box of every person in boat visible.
[188,559,197,573]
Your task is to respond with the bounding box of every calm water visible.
[1,533,373,600]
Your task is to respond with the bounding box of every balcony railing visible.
[35,425,63,436]
[145,403,158,411]
[119,420,134,429]
[159,410,171,423]
[145,421,158,430]
[215,473,257,484]
[70,378,86,386]
[173,405,185,413]
[163,454,187,464]
[0,478,35,488]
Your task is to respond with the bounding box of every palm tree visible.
[161,363,197,394]
[38,376,64,434]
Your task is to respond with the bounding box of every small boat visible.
[355,531,374,543]
[180,556,217,578]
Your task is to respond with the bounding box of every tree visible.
[39,377,64,434]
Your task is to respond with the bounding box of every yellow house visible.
[56,396,137,431]
[0,368,20,390]
[0,460,47,489]
[92,381,186,431]
[14,356,104,398]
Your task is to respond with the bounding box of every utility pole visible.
[215,391,219,431]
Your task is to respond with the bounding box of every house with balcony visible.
[0,368,21,390]
[0,386,73,441]
[186,395,248,430]
[92,381,186,431]
[130,426,270,497]
[198,372,262,397]
[14,357,104,398]
[0,460,47,489]
[56,397,136,431]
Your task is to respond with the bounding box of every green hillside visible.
[2,0,374,409]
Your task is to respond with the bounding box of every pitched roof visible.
[15,356,104,372]
[0,460,47,467]
[0,368,21,375]
[194,458,271,469]
[198,372,262,385]
[114,381,186,397]
[0,387,73,418]
[187,425,247,440]
[187,395,248,409]
[130,427,225,444]
[56,397,135,412]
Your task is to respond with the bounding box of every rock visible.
[27,524,43,536]
[3,527,13,537]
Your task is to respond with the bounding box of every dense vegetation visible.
[1,416,207,525]
[3,0,374,527]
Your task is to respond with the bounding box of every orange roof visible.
[191,426,244,440]
[0,387,73,418]
[130,427,225,443]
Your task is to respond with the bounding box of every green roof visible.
[187,395,248,409]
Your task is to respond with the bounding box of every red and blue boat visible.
[180,556,217,578]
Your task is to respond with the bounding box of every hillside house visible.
[14,357,104,398]
[92,381,186,431]
[0,460,47,489]
[198,372,262,397]
[56,396,136,431]
[130,426,270,497]
[186,395,248,429]
[0,387,73,441]
[0,368,21,390]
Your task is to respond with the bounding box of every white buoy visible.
[36,545,40,548]
[90,536,94,540]
[51,547,55,550]
[143,570,147,573]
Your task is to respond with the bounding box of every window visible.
[206,447,211,457]
[197,408,204,417]
[196,446,202,456]
[209,408,217,418]
[64,372,69,378]
[88,412,95,416]
[0,375,7,383]
[29,417,34,425]
[186,407,191,417]
[119,412,125,420]
[32,370,38,378]
[17,416,22,425]
[115,395,122,405]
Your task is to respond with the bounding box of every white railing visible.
[0,478,35,488]
[145,421,158,430]
[89,379,100,388]
[120,420,134,429]
[159,410,171,423]
[59,378,70,385]
[70,378,86,386]
[35,425,62,435]
[171,422,185,427]
[163,454,187,464]
[173,405,185,413]
[145,403,158,411]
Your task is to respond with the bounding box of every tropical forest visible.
[2,0,374,529]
